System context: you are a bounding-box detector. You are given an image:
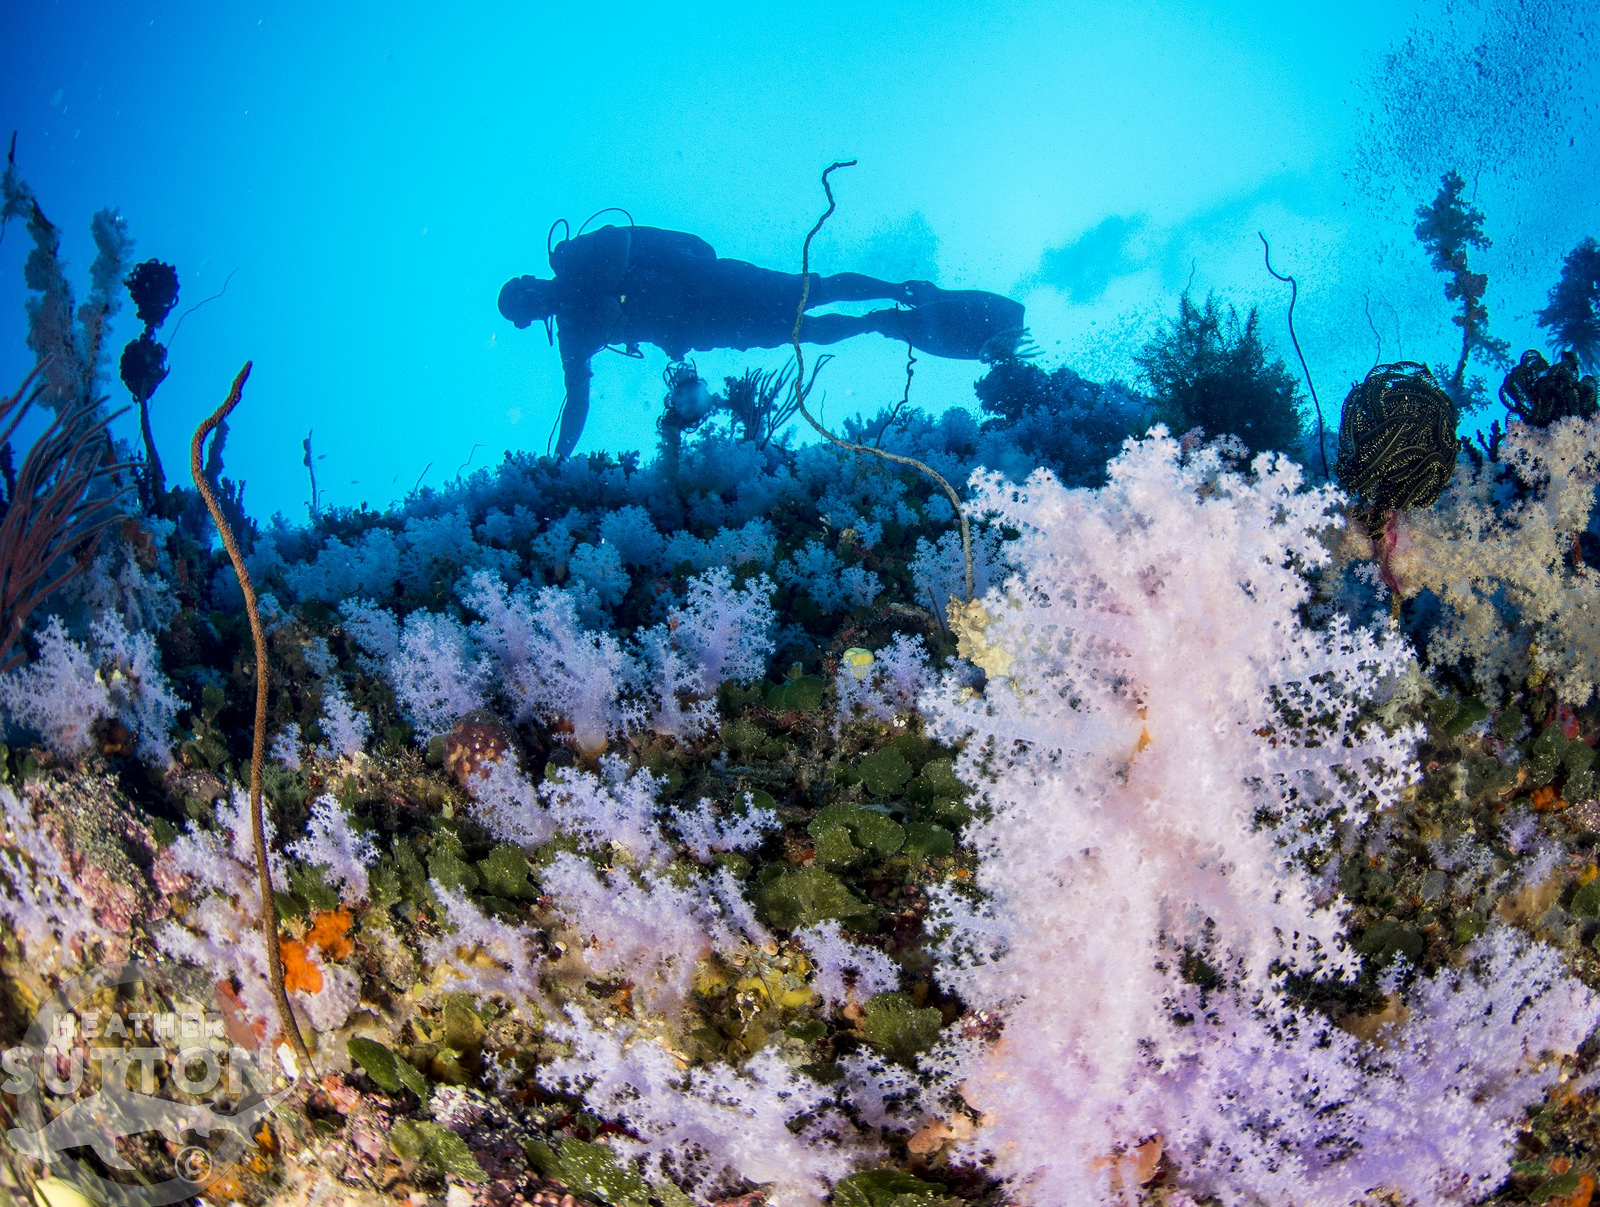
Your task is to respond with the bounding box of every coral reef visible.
[6,170,1600,1207]
[1374,413,1600,707]
[970,355,1151,486]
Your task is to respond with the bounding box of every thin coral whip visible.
[190,361,315,1080]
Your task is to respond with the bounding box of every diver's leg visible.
[703,261,927,348]
[809,272,896,303]
[799,311,902,345]
[798,294,1028,360]
[809,272,938,306]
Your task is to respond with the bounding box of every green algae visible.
[809,802,905,868]
[901,821,954,863]
[389,1119,487,1182]
[833,1170,959,1207]
[757,865,873,929]
[857,747,913,796]
[860,991,943,1064]
[477,842,539,900]
[766,674,826,712]
[349,1036,431,1099]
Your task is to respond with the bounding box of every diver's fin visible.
[887,291,1027,361]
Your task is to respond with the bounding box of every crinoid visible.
[125,258,179,327]
[1500,348,1598,427]
[118,330,167,403]
[120,259,182,501]
[1336,361,1458,515]
[722,361,808,448]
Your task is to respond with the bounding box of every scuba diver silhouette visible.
[498,221,1025,457]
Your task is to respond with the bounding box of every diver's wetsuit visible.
[513,224,1023,457]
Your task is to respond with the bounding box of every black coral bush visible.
[1414,170,1511,409]
[1134,290,1303,457]
[1538,235,1600,376]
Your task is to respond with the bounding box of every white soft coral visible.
[1379,413,1600,703]
[0,614,181,765]
[0,784,111,969]
[154,790,364,1043]
[538,1009,866,1207]
[919,430,1504,1204]
[464,572,641,754]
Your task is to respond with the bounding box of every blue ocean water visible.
[1,0,1595,521]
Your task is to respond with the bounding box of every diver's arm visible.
[555,349,593,459]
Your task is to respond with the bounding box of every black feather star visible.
[125,258,180,329]
[1499,348,1598,428]
[118,330,169,403]
[1336,362,1458,515]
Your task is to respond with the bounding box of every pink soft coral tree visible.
[921,430,1595,1205]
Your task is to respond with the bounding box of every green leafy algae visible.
[757,866,873,929]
